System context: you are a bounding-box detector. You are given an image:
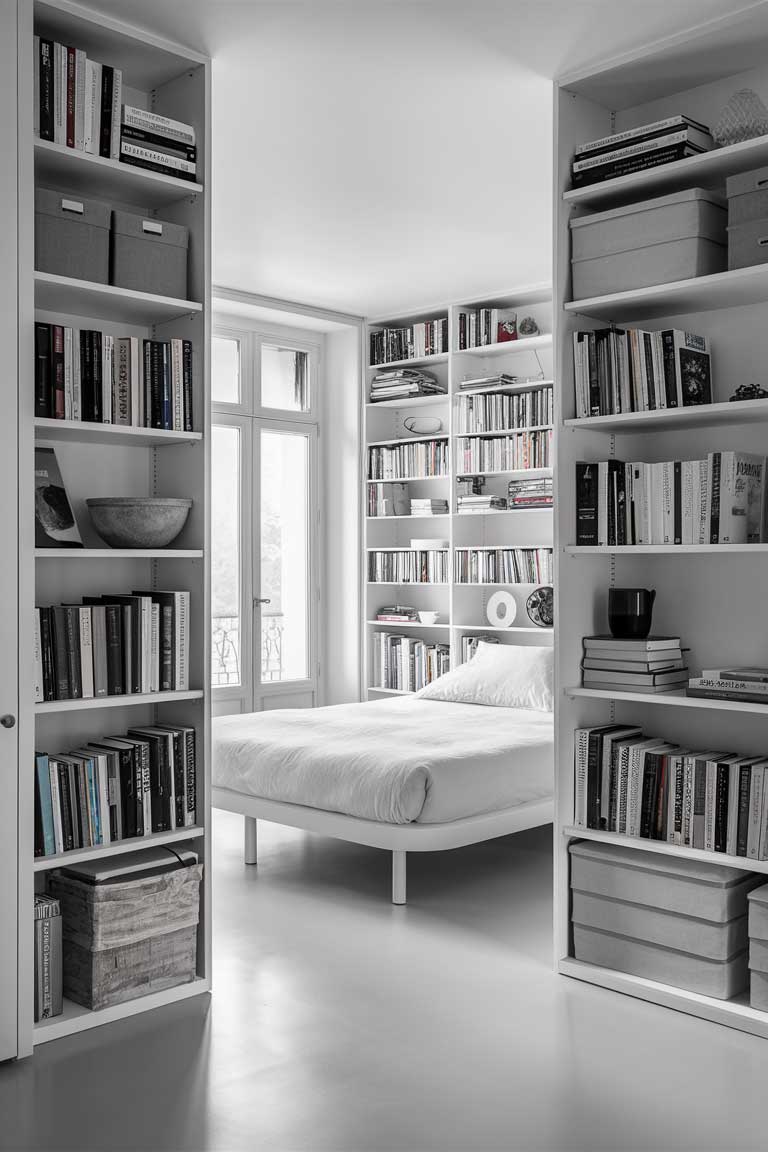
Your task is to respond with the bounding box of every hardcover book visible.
[34,448,82,548]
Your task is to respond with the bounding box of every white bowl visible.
[418,611,440,625]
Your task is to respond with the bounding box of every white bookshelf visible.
[16,0,211,1054]
[554,7,768,1040]
[362,290,554,697]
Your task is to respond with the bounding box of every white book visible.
[150,603,160,693]
[573,129,708,171]
[110,68,122,159]
[128,336,142,427]
[574,728,590,826]
[649,462,664,544]
[689,677,768,694]
[122,105,196,146]
[95,753,111,845]
[171,339,184,430]
[602,727,642,831]
[79,606,94,699]
[84,60,100,154]
[697,458,709,543]
[661,460,674,544]
[681,754,697,847]
[141,596,152,695]
[72,329,81,421]
[114,337,131,425]
[120,140,196,175]
[681,460,695,545]
[749,764,767,859]
[704,758,718,852]
[627,738,665,838]
[63,326,73,421]
[651,332,666,410]
[101,334,113,423]
[48,759,63,855]
[74,48,86,150]
[53,43,64,145]
[33,609,43,703]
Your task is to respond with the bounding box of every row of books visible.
[573,328,711,418]
[367,439,449,481]
[35,324,194,431]
[456,430,552,473]
[575,452,767,547]
[581,635,687,694]
[454,547,553,585]
[34,593,190,702]
[368,549,448,584]
[35,35,122,157]
[34,722,197,858]
[372,632,449,692]
[570,114,713,188]
[687,666,768,706]
[574,722,768,860]
[370,319,448,366]
[457,386,553,433]
[368,368,445,403]
[456,308,519,349]
[508,476,554,508]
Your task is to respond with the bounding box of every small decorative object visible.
[403,416,442,435]
[497,310,518,343]
[526,585,554,628]
[518,316,540,337]
[86,497,192,549]
[418,610,440,625]
[35,447,83,548]
[486,589,517,628]
[730,383,768,402]
[608,587,655,640]
[713,89,768,147]
[410,538,448,551]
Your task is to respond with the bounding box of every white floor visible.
[2,811,768,1151]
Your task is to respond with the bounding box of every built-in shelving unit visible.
[362,290,554,697]
[554,6,768,1040]
[16,0,211,1055]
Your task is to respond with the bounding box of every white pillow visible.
[416,642,553,711]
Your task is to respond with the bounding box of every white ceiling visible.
[93,0,763,316]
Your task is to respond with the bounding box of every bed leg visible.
[244,816,258,865]
[392,851,406,905]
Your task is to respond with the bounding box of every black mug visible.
[608,588,656,640]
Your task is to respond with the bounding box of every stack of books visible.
[573,327,711,417]
[574,722,768,858]
[368,368,445,403]
[34,894,62,1022]
[375,605,418,623]
[570,115,714,189]
[119,106,197,182]
[456,308,518,349]
[369,319,447,365]
[34,722,197,857]
[34,35,122,157]
[687,667,768,705]
[457,494,508,514]
[458,373,520,392]
[508,476,553,508]
[35,323,193,431]
[410,497,449,517]
[34,591,190,702]
[575,452,767,546]
[582,636,687,693]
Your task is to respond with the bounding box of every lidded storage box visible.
[570,188,727,299]
[747,883,768,1010]
[35,189,110,284]
[111,210,189,299]
[570,841,755,999]
[48,857,202,1010]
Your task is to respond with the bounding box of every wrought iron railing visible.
[212,612,284,686]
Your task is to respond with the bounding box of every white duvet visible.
[213,696,553,825]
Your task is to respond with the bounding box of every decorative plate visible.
[526,585,553,628]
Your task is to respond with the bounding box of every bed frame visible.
[212,786,554,904]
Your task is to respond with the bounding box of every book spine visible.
[182,340,193,432]
[709,452,721,544]
[74,49,86,151]
[36,754,55,856]
[104,605,124,695]
[737,764,752,856]
[185,729,196,826]
[115,338,131,425]
[119,140,196,174]
[99,64,113,159]
[122,105,196,146]
[84,60,100,155]
[176,592,189,690]
[161,344,171,430]
[51,326,65,420]
[53,44,64,145]
[34,323,51,418]
[102,333,113,424]
[160,603,173,691]
[704,761,718,852]
[673,460,682,545]
[64,606,81,699]
[57,762,75,851]
[748,765,764,859]
[110,68,122,159]
[91,331,102,423]
[78,606,94,699]
[575,462,598,546]
[574,729,590,826]
[39,40,54,141]
[714,762,730,852]
[65,46,75,148]
[171,339,183,430]
[120,124,198,159]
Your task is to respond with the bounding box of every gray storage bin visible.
[35,188,110,283]
[569,841,757,922]
[750,969,768,1011]
[748,882,768,939]
[573,924,748,999]
[570,187,727,299]
[111,210,189,299]
[727,217,768,270]
[749,937,768,972]
[571,890,747,960]
[726,166,768,225]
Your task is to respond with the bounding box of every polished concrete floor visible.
[2,812,768,1151]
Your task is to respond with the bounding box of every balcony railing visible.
[212,612,284,687]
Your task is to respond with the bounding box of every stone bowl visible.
[85,497,192,549]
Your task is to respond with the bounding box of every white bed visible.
[213,679,554,904]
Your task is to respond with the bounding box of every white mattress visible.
[213,696,553,825]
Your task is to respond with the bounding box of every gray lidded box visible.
[750,969,768,1011]
[569,840,757,923]
[570,187,727,299]
[726,165,768,225]
[748,881,768,940]
[111,210,189,300]
[727,217,768,271]
[35,188,110,284]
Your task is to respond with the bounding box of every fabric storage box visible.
[570,188,727,299]
[751,970,768,1011]
[48,862,202,1010]
[727,217,768,270]
[569,840,757,922]
[748,882,768,939]
[35,188,110,283]
[726,166,768,225]
[111,210,189,299]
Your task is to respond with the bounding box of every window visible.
[261,344,309,412]
[211,424,241,687]
[212,335,240,404]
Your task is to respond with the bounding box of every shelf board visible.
[566,544,768,554]
[367,434,449,447]
[457,467,553,478]
[454,581,545,587]
[457,378,554,397]
[366,581,448,587]
[565,264,768,323]
[36,689,205,714]
[456,543,552,550]
[562,824,768,874]
[34,978,210,1045]
[563,398,768,433]
[34,271,203,324]
[34,418,202,446]
[366,620,449,630]
[455,424,553,437]
[566,685,768,714]
[34,139,203,206]
[453,334,553,357]
[366,514,450,522]
[368,353,448,370]
[456,507,553,516]
[563,133,768,210]
[366,394,448,410]
[366,547,448,552]
[35,549,203,559]
[452,623,553,633]
[367,687,414,695]
[33,825,204,872]
[366,475,448,484]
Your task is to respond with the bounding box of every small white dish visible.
[418,611,440,625]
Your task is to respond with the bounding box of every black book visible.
[642,333,656,410]
[661,330,678,408]
[39,39,54,141]
[73,759,91,848]
[156,725,186,827]
[118,736,151,834]
[50,326,65,420]
[606,459,623,547]
[640,753,660,839]
[576,462,598,547]
[63,606,82,700]
[157,723,196,825]
[571,142,705,186]
[587,332,599,417]
[90,740,142,838]
[673,461,682,546]
[34,763,45,857]
[91,331,103,424]
[119,123,198,161]
[119,155,198,182]
[714,761,731,853]
[128,728,174,832]
[709,452,721,544]
[50,606,71,700]
[88,596,141,694]
[99,64,113,159]
[35,323,51,418]
[161,343,171,429]
[79,330,93,421]
[55,760,75,852]
[39,607,55,702]
[133,590,174,690]
[615,464,627,547]
[182,340,193,432]
[737,762,752,857]
[103,604,124,695]
[586,729,604,828]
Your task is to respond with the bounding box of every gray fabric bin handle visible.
[142,220,163,235]
[61,199,84,214]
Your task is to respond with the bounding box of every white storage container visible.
[570,188,727,299]
[726,166,768,225]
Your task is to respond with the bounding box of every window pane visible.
[260,431,309,681]
[212,425,241,686]
[261,345,309,412]
[212,336,240,404]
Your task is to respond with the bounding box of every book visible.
[122,105,196,147]
[34,448,82,548]
[572,128,712,172]
[571,143,707,187]
[574,115,711,158]
[582,668,688,687]
[119,140,197,179]
[583,635,682,652]
[34,894,62,1022]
